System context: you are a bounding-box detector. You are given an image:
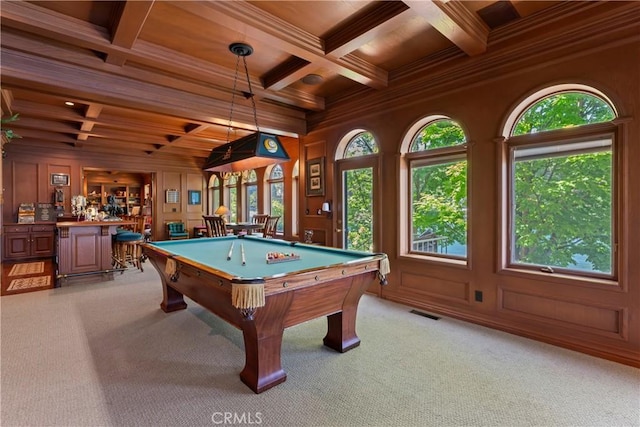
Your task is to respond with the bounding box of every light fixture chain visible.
[226,54,242,143]
[242,55,260,132]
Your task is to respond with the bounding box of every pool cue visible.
[241,243,246,266]
[227,241,234,260]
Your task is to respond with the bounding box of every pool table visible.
[142,235,389,393]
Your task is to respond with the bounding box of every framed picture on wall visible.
[165,189,179,204]
[188,190,201,205]
[50,173,69,186]
[306,157,324,196]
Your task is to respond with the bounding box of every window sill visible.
[499,266,621,290]
[399,252,468,269]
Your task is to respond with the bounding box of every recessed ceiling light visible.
[301,74,323,85]
[64,101,75,106]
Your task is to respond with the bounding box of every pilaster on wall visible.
[301,140,332,246]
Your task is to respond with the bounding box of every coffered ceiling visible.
[1,1,566,163]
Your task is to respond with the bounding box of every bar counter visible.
[56,220,134,285]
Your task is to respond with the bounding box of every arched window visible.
[336,130,380,252]
[267,164,284,234]
[243,170,258,221]
[208,175,221,214]
[224,174,239,223]
[501,86,618,278]
[292,160,299,236]
[344,131,379,158]
[405,117,468,259]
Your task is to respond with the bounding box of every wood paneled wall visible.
[299,15,640,366]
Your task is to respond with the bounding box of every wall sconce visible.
[321,201,331,218]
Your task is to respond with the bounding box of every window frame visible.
[243,170,258,221]
[267,164,285,235]
[403,118,469,263]
[501,121,621,283]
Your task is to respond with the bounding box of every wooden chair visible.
[250,214,270,237]
[252,213,269,226]
[203,215,227,237]
[263,215,280,238]
[167,222,189,240]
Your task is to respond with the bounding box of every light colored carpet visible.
[8,261,44,276]
[6,275,51,291]
[1,267,638,427]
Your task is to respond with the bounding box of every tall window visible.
[503,88,617,277]
[338,130,379,252]
[208,175,221,214]
[244,170,258,220]
[224,174,238,223]
[268,165,284,233]
[292,161,299,236]
[408,118,468,258]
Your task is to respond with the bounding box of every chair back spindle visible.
[203,215,227,237]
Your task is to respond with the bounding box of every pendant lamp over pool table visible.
[203,43,289,173]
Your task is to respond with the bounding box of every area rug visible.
[8,261,45,276]
[6,276,51,291]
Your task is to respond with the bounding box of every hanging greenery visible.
[1,113,21,158]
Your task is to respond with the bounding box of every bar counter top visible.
[56,220,135,228]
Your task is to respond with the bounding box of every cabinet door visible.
[4,233,30,259]
[31,231,55,257]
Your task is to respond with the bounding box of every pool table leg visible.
[239,292,293,393]
[323,272,375,352]
[160,282,188,312]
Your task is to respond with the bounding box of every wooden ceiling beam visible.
[324,2,411,58]
[1,49,306,136]
[174,0,388,89]
[262,57,313,92]
[106,0,155,66]
[0,2,323,112]
[404,0,489,56]
[10,98,185,136]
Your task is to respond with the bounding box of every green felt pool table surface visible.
[144,235,376,280]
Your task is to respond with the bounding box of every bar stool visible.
[113,230,145,271]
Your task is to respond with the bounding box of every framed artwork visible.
[165,189,179,204]
[306,157,324,196]
[50,173,69,186]
[188,190,201,205]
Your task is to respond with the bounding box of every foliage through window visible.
[344,131,378,158]
[508,90,616,276]
[209,175,220,214]
[409,119,467,258]
[244,170,258,221]
[225,174,238,223]
[268,165,284,233]
[341,131,379,252]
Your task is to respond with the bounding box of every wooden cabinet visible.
[3,223,55,260]
[56,222,121,277]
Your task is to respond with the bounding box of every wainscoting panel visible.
[500,289,625,340]
[400,271,470,304]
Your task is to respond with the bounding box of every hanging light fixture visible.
[203,43,290,173]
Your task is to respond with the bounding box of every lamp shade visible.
[203,132,290,173]
[215,205,229,216]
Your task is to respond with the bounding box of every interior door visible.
[336,157,379,251]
